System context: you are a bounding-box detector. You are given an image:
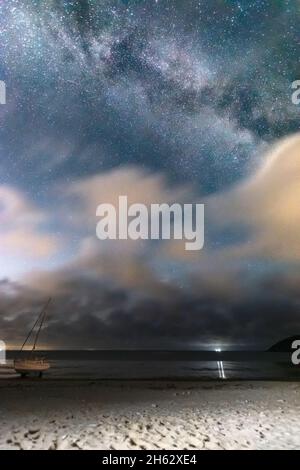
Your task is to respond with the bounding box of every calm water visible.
[2,360,299,380]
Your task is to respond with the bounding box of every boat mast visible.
[19,298,51,352]
[32,298,51,351]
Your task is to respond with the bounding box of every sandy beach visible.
[0,380,299,450]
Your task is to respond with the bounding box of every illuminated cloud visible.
[208,133,300,262]
[1,135,300,348]
[0,185,61,277]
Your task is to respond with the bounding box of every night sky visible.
[0,0,300,349]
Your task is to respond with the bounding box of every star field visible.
[0,0,298,197]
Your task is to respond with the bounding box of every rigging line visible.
[19,306,45,353]
[32,298,51,352]
[19,298,51,352]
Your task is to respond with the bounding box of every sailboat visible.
[14,298,51,377]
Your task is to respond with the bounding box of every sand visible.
[0,380,299,450]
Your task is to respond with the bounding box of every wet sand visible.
[0,380,299,450]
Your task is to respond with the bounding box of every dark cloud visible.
[1,269,300,350]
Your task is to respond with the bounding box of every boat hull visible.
[14,359,50,375]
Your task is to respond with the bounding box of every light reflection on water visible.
[1,360,299,380]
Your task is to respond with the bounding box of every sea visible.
[1,360,299,380]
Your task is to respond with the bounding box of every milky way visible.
[0,0,298,195]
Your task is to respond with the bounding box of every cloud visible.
[2,270,300,350]
[19,133,300,295]
[0,185,61,275]
[208,133,300,262]
[65,165,192,255]
[66,166,190,225]
[5,132,300,291]
[162,133,300,266]
[25,167,191,297]
[2,135,300,348]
